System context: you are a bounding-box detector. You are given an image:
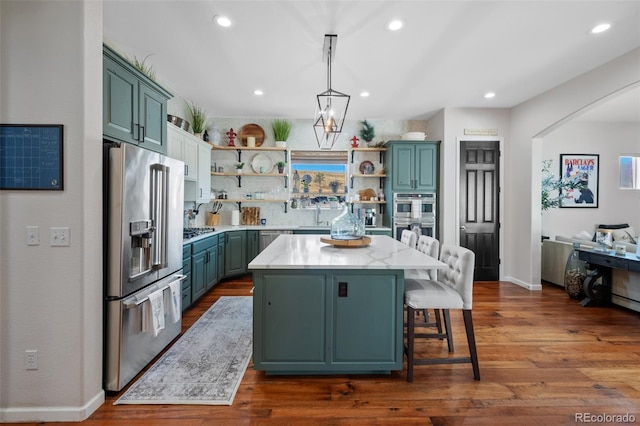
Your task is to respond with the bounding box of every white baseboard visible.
[504,275,542,291]
[0,390,104,423]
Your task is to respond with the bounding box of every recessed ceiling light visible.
[360,91,370,97]
[590,23,611,34]
[254,89,264,96]
[213,15,232,27]
[388,19,404,31]
[484,92,496,99]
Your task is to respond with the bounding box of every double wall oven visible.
[393,192,436,241]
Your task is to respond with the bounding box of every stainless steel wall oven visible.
[392,192,436,241]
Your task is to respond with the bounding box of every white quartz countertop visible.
[248,234,447,270]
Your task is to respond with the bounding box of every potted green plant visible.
[272,119,293,147]
[359,120,376,146]
[235,162,245,174]
[276,161,286,174]
[187,101,209,139]
[314,172,325,193]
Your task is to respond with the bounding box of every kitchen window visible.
[290,150,348,201]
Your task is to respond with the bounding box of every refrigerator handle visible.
[151,163,169,270]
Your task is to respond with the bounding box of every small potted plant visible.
[359,120,376,146]
[187,101,210,139]
[276,161,286,174]
[302,179,310,193]
[329,180,341,194]
[272,119,293,148]
[235,162,245,174]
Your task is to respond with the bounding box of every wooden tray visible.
[239,123,265,147]
[320,236,371,247]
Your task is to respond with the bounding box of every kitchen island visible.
[248,234,446,375]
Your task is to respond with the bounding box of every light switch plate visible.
[26,226,40,246]
[50,227,70,246]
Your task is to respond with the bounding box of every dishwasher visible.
[259,230,293,253]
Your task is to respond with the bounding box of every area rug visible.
[115,296,253,405]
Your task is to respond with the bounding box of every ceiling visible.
[103,1,640,122]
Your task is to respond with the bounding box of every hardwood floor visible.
[42,277,640,425]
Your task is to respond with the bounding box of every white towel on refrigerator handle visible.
[411,199,422,219]
[166,278,182,323]
[142,288,165,337]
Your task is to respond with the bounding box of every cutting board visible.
[241,207,260,225]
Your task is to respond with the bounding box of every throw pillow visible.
[612,227,637,244]
[572,230,593,241]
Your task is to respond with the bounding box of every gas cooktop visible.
[183,227,216,239]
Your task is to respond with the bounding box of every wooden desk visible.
[248,234,446,375]
[578,248,640,306]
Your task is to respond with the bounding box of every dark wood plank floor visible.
[40,277,640,425]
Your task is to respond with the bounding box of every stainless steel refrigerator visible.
[103,142,185,392]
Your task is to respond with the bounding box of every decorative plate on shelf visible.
[239,123,265,147]
[359,160,375,174]
[251,154,273,174]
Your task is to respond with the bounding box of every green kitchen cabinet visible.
[103,44,172,155]
[181,244,192,311]
[253,269,403,373]
[246,230,260,263]
[225,231,247,277]
[386,141,439,192]
[365,229,392,236]
[191,235,218,302]
[217,237,225,282]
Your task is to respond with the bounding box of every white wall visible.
[0,1,104,422]
[542,122,640,238]
[508,48,640,289]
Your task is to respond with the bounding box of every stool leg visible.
[442,309,454,353]
[463,310,480,380]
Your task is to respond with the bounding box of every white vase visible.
[236,168,243,174]
[275,141,287,148]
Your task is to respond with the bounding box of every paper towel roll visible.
[231,210,240,226]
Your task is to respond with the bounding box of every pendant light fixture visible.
[313,34,350,150]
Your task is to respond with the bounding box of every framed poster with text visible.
[559,153,599,208]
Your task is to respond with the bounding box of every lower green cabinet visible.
[247,230,259,263]
[191,235,218,302]
[217,237,225,282]
[181,244,192,311]
[225,231,247,277]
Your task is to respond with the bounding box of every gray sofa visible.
[541,232,640,312]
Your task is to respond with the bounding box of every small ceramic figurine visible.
[226,128,237,146]
[350,136,359,148]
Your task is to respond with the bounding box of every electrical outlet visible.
[50,227,70,246]
[25,350,38,370]
[26,226,40,246]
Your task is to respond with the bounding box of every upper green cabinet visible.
[103,44,172,155]
[386,141,439,192]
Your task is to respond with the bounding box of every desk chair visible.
[404,244,480,382]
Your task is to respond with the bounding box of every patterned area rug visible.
[115,296,253,405]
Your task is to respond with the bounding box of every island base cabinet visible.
[253,270,403,374]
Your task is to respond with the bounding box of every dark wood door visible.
[459,141,499,281]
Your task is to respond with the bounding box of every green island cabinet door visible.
[253,270,403,374]
[102,44,171,155]
[388,141,439,192]
[225,231,247,276]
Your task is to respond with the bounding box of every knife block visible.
[206,213,220,226]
